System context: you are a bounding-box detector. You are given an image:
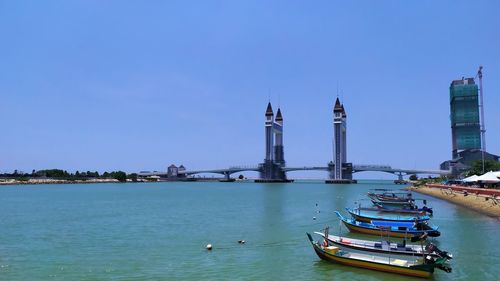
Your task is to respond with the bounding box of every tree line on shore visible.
[0,169,138,182]
[409,160,500,186]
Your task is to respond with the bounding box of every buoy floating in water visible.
[238,240,246,244]
[206,244,213,250]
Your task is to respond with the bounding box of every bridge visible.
[140,100,451,183]
[140,164,450,182]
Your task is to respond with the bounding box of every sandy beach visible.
[408,185,500,217]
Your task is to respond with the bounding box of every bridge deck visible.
[140,165,450,177]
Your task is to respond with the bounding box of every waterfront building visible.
[167,164,186,179]
[440,149,499,172]
[167,164,178,178]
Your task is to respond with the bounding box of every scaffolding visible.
[450,78,481,156]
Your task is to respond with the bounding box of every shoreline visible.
[408,185,500,218]
[0,179,123,186]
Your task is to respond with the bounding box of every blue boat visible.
[335,211,440,239]
[346,207,430,223]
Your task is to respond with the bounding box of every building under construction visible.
[450,77,481,159]
[441,67,499,176]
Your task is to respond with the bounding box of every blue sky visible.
[1,1,499,178]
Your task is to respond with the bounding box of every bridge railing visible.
[228,165,260,170]
[353,164,392,170]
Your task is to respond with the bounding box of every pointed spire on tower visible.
[265,102,274,116]
[275,108,283,121]
[334,97,343,112]
[334,97,341,107]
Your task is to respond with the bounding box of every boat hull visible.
[371,199,414,207]
[315,233,444,259]
[347,208,429,223]
[372,205,433,216]
[343,221,415,238]
[335,211,440,238]
[308,235,433,278]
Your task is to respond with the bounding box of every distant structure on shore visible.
[167,164,186,179]
[441,67,499,176]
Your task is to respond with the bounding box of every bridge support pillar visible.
[219,171,235,182]
[394,172,406,184]
[255,162,292,183]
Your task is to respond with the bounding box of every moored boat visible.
[371,203,434,216]
[368,190,413,203]
[335,211,440,238]
[306,233,451,278]
[346,207,430,223]
[314,230,452,260]
[370,197,416,208]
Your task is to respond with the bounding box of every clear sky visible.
[1,1,499,178]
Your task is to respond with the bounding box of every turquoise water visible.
[1,181,499,280]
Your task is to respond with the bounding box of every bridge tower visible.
[274,108,285,165]
[258,102,290,182]
[265,102,274,162]
[327,98,355,184]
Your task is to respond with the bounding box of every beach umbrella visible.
[462,175,479,182]
[475,172,500,183]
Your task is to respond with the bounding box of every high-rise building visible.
[441,74,499,176]
[450,78,481,158]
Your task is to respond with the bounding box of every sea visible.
[1,180,499,280]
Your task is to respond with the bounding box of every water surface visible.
[0,181,498,280]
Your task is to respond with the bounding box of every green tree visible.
[409,174,418,181]
[111,171,127,182]
[465,160,500,177]
[128,173,138,182]
[38,169,67,178]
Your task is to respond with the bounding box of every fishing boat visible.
[314,230,452,260]
[346,207,430,223]
[335,211,440,238]
[307,233,451,278]
[368,190,417,208]
[368,190,413,202]
[370,197,415,208]
[371,203,433,216]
